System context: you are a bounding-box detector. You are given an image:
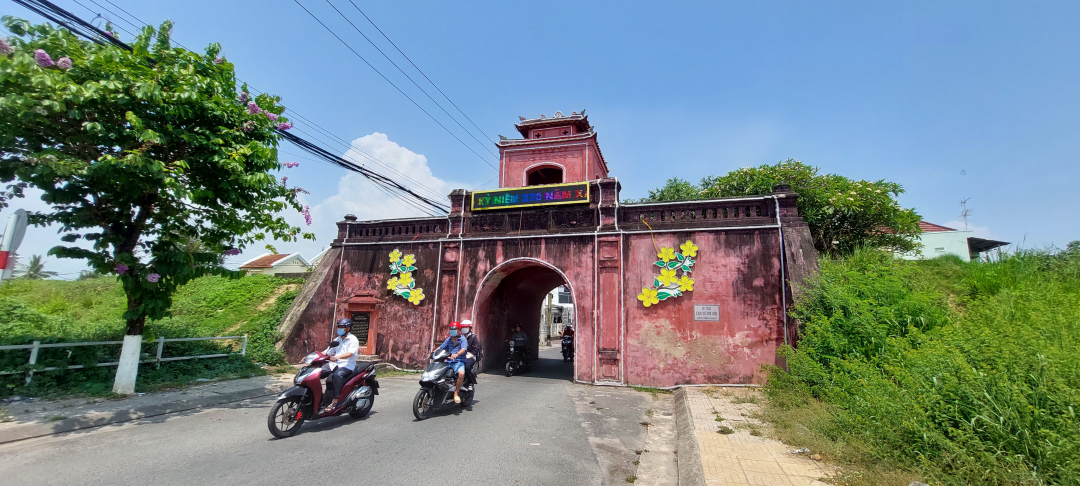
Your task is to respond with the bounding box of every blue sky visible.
[2,1,1078,277]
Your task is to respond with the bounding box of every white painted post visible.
[112,334,143,395]
[26,340,40,385]
[156,336,165,364]
[241,335,248,356]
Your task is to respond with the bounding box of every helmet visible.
[336,318,353,329]
[449,321,460,330]
[460,320,473,329]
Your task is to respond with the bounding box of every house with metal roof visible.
[239,252,312,276]
[898,221,1009,262]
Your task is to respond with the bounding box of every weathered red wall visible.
[623,231,784,386]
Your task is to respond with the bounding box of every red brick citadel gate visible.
[278,113,817,386]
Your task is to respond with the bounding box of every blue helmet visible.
[336,318,353,329]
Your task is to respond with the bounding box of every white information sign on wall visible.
[694,304,720,321]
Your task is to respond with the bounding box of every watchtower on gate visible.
[498,112,607,188]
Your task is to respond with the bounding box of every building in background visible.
[898,221,1009,262]
[239,252,312,276]
[538,285,575,342]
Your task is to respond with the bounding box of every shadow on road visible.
[479,347,574,382]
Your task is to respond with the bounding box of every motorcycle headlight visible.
[300,352,319,365]
[294,367,317,384]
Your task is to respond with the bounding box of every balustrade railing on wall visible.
[620,197,777,231]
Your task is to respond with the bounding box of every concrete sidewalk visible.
[675,386,832,486]
[0,374,292,444]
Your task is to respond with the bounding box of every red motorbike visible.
[267,347,379,438]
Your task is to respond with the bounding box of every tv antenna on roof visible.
[960,197,972,231]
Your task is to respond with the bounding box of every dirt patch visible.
[257,284,300,311]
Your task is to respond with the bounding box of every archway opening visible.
[472,261,575,380]
[526,166,563,186]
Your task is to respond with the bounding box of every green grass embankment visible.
[0,275,302,398]
[764,248,1080,485]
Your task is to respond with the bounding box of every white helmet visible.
[460,319,473,327]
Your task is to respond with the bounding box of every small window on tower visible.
[526,167,563,186]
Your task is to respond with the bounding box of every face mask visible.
[462,329,470,335]
[449,330,458,337]
[337,328,346,336]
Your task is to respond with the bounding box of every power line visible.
[349,1,498,146]
[71,0,455,205]
[10,0,449,217]
[290,0,498,172]
[323,0,497,159]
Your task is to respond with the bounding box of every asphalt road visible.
[0,346,654,486]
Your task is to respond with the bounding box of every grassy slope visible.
[764,249,1080,486]
[0,275,302,397]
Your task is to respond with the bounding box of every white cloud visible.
[1,133,462,278]
[943,220,992,239]
[236,132,464,266]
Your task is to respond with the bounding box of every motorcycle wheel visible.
[349,396,374,419]
[505,362,514,377]
[267,396,305,439]
[562,351,570,362]
[412,389,433,420]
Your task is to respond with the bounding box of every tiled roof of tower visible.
[513,112,591,137]
[919,221,958,232]
[239,253,291,269]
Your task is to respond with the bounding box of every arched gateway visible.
[279,113,819,386]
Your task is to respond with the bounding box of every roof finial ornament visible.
[580,108,586,116]
[518,116,526,121]
[554,111,564,118]
[540,114,546,119]
[499,135,507,141]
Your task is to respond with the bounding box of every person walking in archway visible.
[460,320,482,390]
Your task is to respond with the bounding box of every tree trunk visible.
[113,298,147,395]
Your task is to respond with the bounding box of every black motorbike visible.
[505,339,530,376]
[561,333,574,362]
[412,349,474,420]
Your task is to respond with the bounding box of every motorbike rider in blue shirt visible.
[432,322,468,403]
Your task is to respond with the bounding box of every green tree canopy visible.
[15,254,58,279]
[0,18,312,335]
[638,160,921,255]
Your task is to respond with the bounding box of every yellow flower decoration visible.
[408,288,425,305]
[397,272,414,287]
[678,275,695,292]
[402,254,416,267]
[389,249,402,263]
[658,246,676,262]
[386,276,400,290]
[680,240,698,258]
[637,287,659,307]
[658,268,678,286]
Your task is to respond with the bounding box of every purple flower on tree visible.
[146,273,161,283]
[0,38,13,55]
[241,121,256,132]
[276,122,293,130]
[115,263,129,275]
[247,102,261,115]
[302,206,312,226]
[283,161,299,168]
[34,49,54,68]
[239,92,248,102]
[292,187,310,195]
[266,112,278,121]
[281,176,288,185]
[223,248,242,256]
[214,57,223,64]
[57,57,72,70]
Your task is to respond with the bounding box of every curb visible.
[674,387,705,486]
[0,384,287,445]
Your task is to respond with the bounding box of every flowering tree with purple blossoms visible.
[0,19,312,391]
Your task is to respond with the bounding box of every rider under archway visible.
[470,259,575,380]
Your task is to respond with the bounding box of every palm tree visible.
[15,254,59,280]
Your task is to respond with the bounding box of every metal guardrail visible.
[0,335,247,384]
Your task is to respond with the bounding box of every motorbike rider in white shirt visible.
[322,318,360,412]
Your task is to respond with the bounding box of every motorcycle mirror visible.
[330,340,340,347]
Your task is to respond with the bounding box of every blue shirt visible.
[437,336,468,362]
